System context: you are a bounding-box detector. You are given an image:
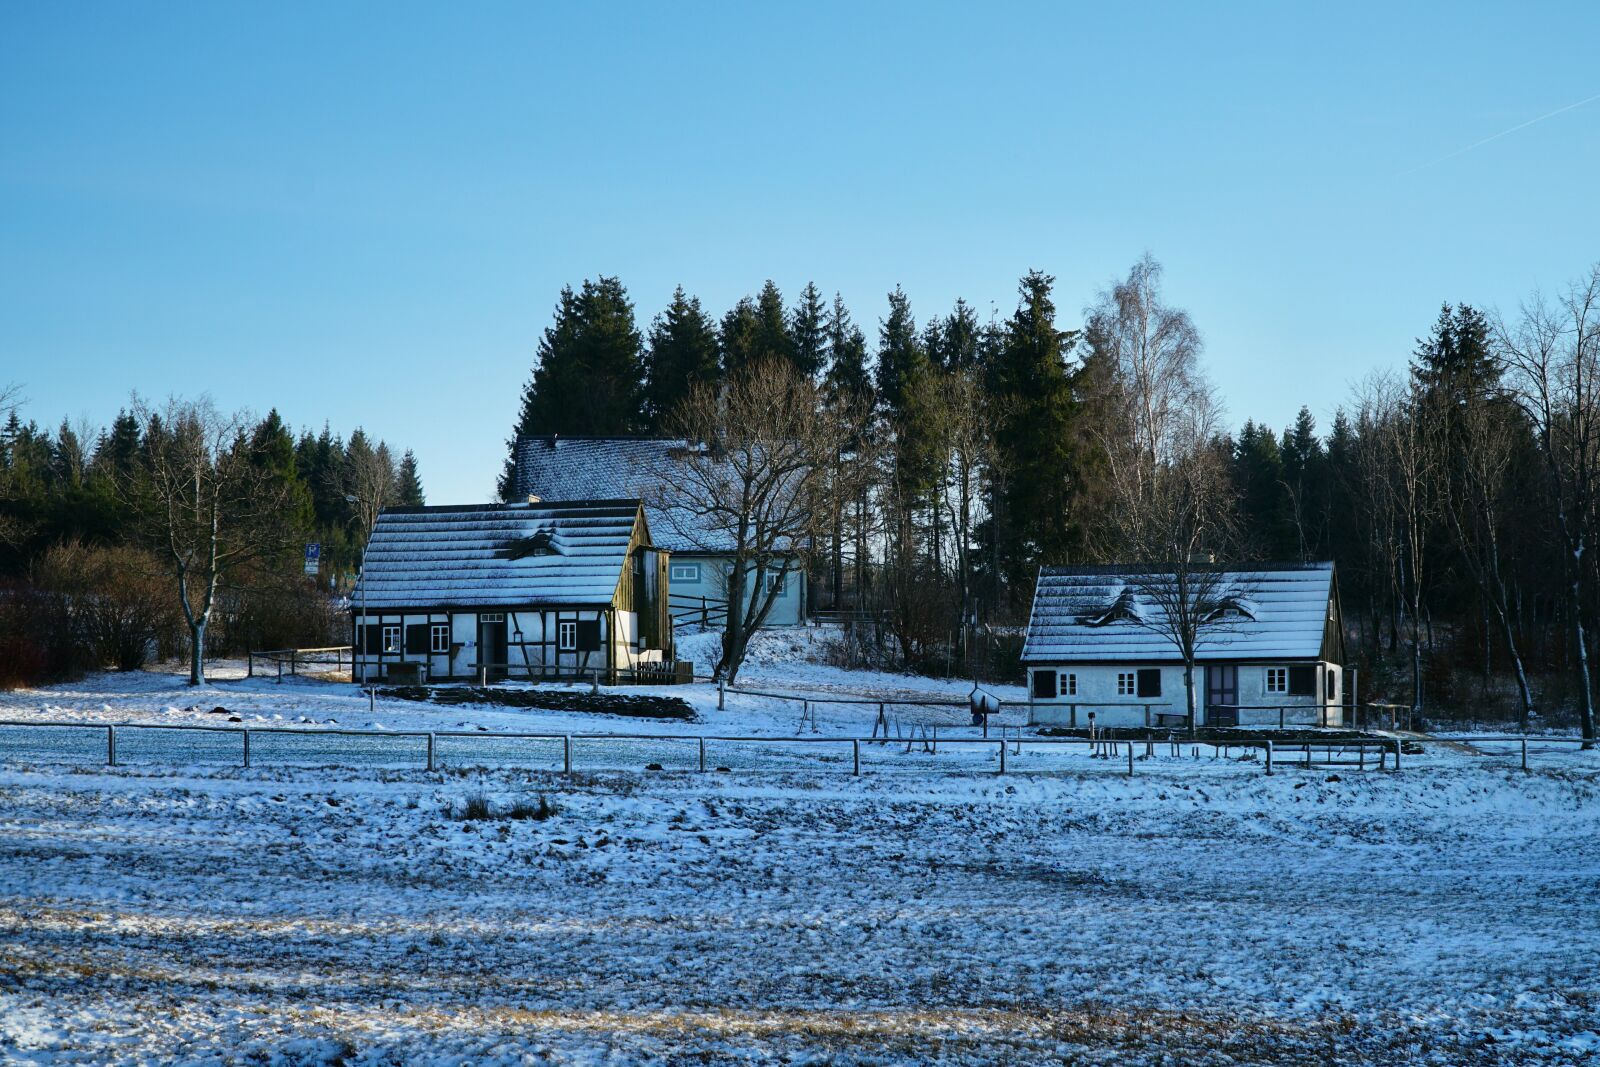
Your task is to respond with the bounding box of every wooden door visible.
[1206,665,1238,726]
[479,615,508,681]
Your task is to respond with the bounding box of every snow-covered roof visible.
[351,500,644,610]
[513,436,734,554]
[1021,562,1338,664]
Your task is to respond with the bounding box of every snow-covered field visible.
[1,635,1597,1065]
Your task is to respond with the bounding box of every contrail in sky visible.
[1399,90,1600,176]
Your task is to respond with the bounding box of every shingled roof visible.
[1021,562,1339,664]
[513,436,732,554]
[351,500,644,610]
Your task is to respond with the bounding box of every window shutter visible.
[405,624,430,654]
[1136,668,1161,698]
[361,625,381,654]
[1032,670,1057,699]
[1289,665,1316,696]
[576,620,601,652]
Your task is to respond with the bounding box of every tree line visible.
[0,393,424,685]
[501,260,1600,737]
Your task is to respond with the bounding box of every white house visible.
[1021,562,1347,728]
[513,435,807,627]
[350,499,674,683]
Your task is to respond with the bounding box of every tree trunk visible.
[1497,606,1533,730]
[189,618,206,686]
[1572,566,1596,748]
[1183,661,1197,738]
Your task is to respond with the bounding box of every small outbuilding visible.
[1021,562,1347,728]
[349,499,673,683]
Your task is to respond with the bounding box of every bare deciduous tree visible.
[130,397,300,685]
[1500,263,1600,747]
[654,359,873,682]
[1438,380,1536,726]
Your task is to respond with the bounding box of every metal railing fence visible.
[247,646,354,681]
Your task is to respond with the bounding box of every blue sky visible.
[3,2,1597,503]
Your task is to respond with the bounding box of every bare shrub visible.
[31,542,180,671]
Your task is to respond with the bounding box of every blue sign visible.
[304,543,321,561]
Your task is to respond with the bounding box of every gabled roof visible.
[351,500,645,610]
[513,436,733,554]
[1021,562,1338,664]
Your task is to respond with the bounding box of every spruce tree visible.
[987,271,1090,584]
[790,282,828,380]
[753,280,794,369]
[397,449,425,506]
[719,296,762,379]
[875,286,925,415]
[498,277,645,498]
[823,294,872,406]
[643,287,720,431]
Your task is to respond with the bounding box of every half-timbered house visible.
[350,499,673,683]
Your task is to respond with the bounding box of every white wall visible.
[1027,662,1343,728]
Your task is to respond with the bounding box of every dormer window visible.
[1080,587,1140,626]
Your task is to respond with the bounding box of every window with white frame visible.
[1065,673,1077,696]
[764,571,787,595]
[430,624,450,653]
[480,613,504,623]
[670,562,701,581]
[381,625,401,653]
[1265,667,1288,694]
[558,621,578,651]
[1117,671,1136,696]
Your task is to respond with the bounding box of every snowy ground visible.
[1,633,1598,1064]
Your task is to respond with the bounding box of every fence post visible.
[1391,738,1402,772]
[426,733,435,772]
[291,651,297,677]
[1521,736,1528,772]
[247,652,254,679]
[998,739,1006,774]
[1279,706,1285,730]
[243,729,251,768]
[1264,739,1273,776]
[852,738,860,776]
[563,735,572,775]
[718,681,726,710]
[277,659,283,685]
[106,725,116,767]
[698,736,706,773]
[1127,740,1134,776]
[932,725,938,755]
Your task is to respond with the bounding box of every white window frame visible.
[430,624,450,654]
[1265,667,1288,694]
[1116,671,1136,697]
[670,562,701,581]
[381,625,401,654]
[764,571,787,595]
[480,613,504,623]
[558,620,578,651]
[1065,673,1077,696]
